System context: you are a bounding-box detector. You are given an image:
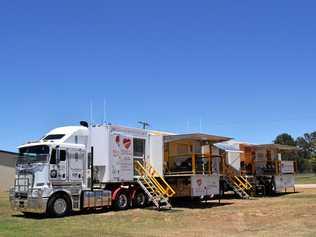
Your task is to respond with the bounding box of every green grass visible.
[295,173,316,184]
[1,190,316,237]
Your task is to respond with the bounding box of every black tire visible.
[133,191,147,208]
[113,192,130,210]
[47,194,71,218]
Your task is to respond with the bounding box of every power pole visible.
[138,121,150,130]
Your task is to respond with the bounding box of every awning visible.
[163,133,231,143]
[254,144,298,151]
[215,142,243,153]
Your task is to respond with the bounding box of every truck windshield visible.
[18,145,50,164]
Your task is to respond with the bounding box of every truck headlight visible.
[31,189,43,198]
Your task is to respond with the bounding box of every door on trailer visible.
[133,137,146,175]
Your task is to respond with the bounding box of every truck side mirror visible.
[88,152,92,169]
[50,149,58,164]
[56,148,60,164]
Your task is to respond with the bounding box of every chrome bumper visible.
[10,194,48,214]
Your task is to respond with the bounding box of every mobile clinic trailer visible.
[10,122,230,217]
[162,134,231,198]
[215,141,297,198]
[251,144,297,194]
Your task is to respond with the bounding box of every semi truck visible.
[10,122,230,217]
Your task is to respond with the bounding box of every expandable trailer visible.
[162,133,230,198]
[10,123,230,217]
[250,144,297,194]
[215,141,297,198]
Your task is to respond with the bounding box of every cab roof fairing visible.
[18,126,88,149]
[43,126,88,142]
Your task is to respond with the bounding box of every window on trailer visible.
[133,138,145,176]
[133,138,145,158]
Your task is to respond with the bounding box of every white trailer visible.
[216,142,297,198]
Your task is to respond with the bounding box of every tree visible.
[296,132,316,159]
[273,132,316,173]
[273,133,296,146]
[273,133,297,162]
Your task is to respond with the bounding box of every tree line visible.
[274,132,316,173]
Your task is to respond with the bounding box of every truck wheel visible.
[114,192,129,210]
[133,191,147,208]
[47,194,71,217]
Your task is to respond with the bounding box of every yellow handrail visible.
[238,176,253,190]
[138,163,172,198]
[143,161,175,195]
[135,161,175,198]
[234,176,248,189]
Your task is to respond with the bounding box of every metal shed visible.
[0,150,18,191]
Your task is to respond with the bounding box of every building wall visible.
[0,152,17,192]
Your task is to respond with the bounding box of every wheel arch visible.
[47,189,73,211]
[112,187,130,201]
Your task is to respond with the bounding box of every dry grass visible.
[0,188,316,237]
[296,174,316,184]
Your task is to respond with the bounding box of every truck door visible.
[68,149,84,182]
[49,148,68,181]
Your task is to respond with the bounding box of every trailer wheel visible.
[133,191,147,208]
[114,192,129,210]
[47,194,71,217]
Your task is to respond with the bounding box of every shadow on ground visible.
[12,192,299,219]
[12,200,234,219]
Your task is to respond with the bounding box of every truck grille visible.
[15,173,33,193]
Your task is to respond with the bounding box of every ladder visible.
[134,161,175,209]
[224,165,254,199]
[224,175,253,199]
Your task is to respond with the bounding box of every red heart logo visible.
[123,138,131,149]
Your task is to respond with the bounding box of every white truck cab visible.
[10,125,90,216]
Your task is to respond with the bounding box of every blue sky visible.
[0,1,315,151]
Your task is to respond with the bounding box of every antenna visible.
[90,100,93,125]
[138,121,150,130]
[103,98,107,124]
[199,118,202,132]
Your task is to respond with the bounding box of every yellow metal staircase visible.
[224,166,254,199]
[134,161,175,209]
